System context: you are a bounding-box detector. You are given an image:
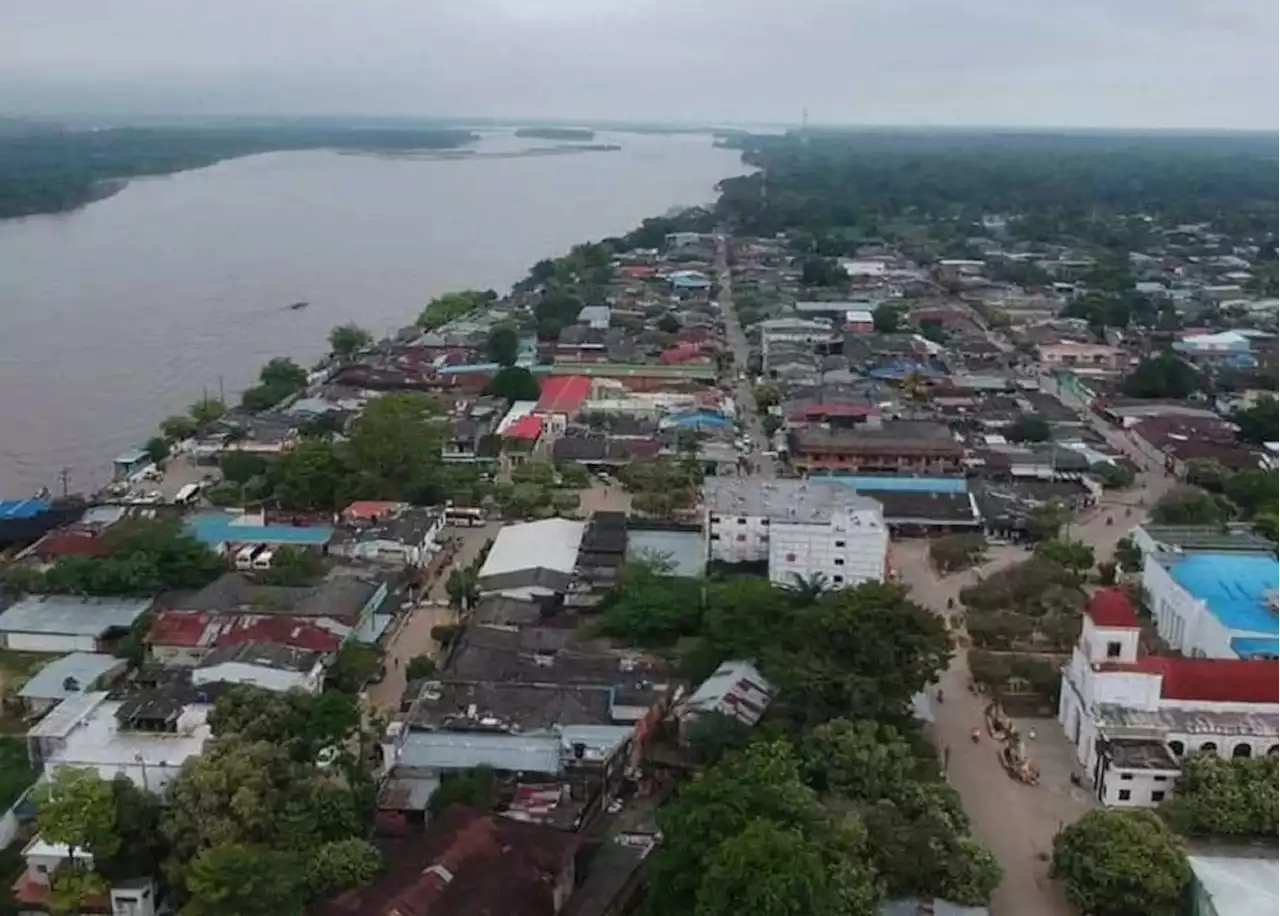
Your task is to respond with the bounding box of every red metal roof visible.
[1101,655,1280,705]
[343,501,403,521]
[503,415,544,441]
[29,529,109,559]
[535,375,591,415]
[1086,588,1140,629]
[148,611,346,653]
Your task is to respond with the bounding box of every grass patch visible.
[0,737,36,812]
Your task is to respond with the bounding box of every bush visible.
[1052,809,1191,916]
[405,656,437,681]
[1159,754,1278,838]
[430,625,461,647]
[929,534,987,574]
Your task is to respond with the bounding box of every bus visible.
[444,506,486,527]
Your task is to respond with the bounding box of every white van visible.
[234,545,258,570]
[251,548,275,570]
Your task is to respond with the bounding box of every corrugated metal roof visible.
[0,596,152,637]
[397,731,561,774]
[0,499,52,520]
[19,653,122,700]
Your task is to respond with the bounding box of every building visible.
[148,612,349,666]
[330,501,445,567]
[810,475,982,533]
[676,660,775,738]
[315,807,578,916]
[1036,342,1127,372]
[184,510,333,551]
[789,422,964,474]
[27,690,213,794]
[1187,853,1279,916]
[703,479,888,587]
[0,596,152,654]
[18,653,126,717]
[191,642,326,694]
[477,519,587,600]
[1143,551,1279,659]
[12,836,158,916]
[172,571,389,627]
[1057,589,1279,809]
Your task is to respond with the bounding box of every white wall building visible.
[1057,589,1279,809]
[15,836,158,916]
[27,691,212,796]
[477,518,587,600]
[702,479,888,588]
[1142,551,1279,659]
[192,642,326,694]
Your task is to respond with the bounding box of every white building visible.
[676,660,775,739]
[192,642,326,694]
[1142,551,1278,659]
[477,518,587,600]
[1057,588,1278,809]
[0,596,152,654]
[14,836,159,916]
[702,479,888,588]
[27,691,212,795]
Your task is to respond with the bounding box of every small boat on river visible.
[289,301,309,311]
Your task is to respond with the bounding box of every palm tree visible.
[787,572,829,605]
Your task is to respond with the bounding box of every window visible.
[1117,789,1131,801]
[1232,743,1252,759]
[834,540,846,547]
[1200,742,1218,756]
[1150,791,1165,803]
[760,519,770,526]
[1168,740,1184,757]
[36,865,48,875]
[736,534,746,542]
[1153,775,1168,782]
[1269,746,1279,757]
[759,535,769,543]
[785,553,796,562]
[1119,773,1133,781]
[737,517,747,525]
[709,533,720,541]
[834,558,845,566]
[832,575,844,585]
[1105,641,1122,659]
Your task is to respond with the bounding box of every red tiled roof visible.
[1086,588,1140,629]
[535,375,591,415]
[620,265,658,279]
[343,501,404,522]
[503,415,543,441]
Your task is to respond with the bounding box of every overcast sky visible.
[2,0,1276,129]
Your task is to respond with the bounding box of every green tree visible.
[1222,469,1278,518]
[417,290,490,329]
[872,303,903,333]
[1026,500,1071,541]
[1183,459,1229,492]
[485,324,520,367]
[273,440,350,511]
[484,366,541,403]
[801,718,932,800]
[1007,415,1051,443]
[1097,560,1118,585]
[218,451,269,485]
[1159,754,1278,838]
[143,436,170,464]
[428,767,497,816]
[48,870,109,916]
[928,533,987,574]
[259,357,308,391]
[34,767,121,861]
[405,656,437,680]
[344,392,444,500]
[1229,395,1278,446]
[1121,353,1201,399]
[1092,461,1135,489]
[1151,486,1223,526]
[1114,536,1143,573]
[328,642,383,694]
[161,414,200,441]
[444,568,479,610]
[256,546,323,587]
[599,562,704,648]
[694,821,834,916]
[753,383,780,409]
[1051,809,1191,916]
[684,712,755,765]
[305,838,382,899]
[183,843,304,916]
[190,397,228,425]
[328,323,373,357]
[1035,538,1095,572]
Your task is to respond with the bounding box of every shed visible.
[0,596,152,654]
[18,653,126,716]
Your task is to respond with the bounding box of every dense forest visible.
[0,123,478,219]
[715,130,1279,242]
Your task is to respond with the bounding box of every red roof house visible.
[535,375,592,415]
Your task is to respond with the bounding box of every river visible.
[0,131,747,495]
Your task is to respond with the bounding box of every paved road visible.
[715,233,775,478]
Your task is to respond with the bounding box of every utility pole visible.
[58,467,70,499]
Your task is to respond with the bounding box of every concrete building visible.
[330,501,445,567]
[0,596,152,654]
[676,660,775,738]
[1035,342,1127,372]
[703,479,888,587]
[13,836,158,916]
[27,690,213,795]
[1187,853,1279,916]
[1142,551,1279,659]
[17,653,126,717]
[1057,589,1278,809]
[789,422,964,474]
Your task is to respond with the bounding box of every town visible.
[0,130,1276,916]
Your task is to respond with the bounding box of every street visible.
[715,233,776,478]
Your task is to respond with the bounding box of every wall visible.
[1099,767,1178,807]
[192,662,318,694]
[767,510,887,588]
[150,645,206,667]
[1144,556,1232,657]
[706,511,770,565]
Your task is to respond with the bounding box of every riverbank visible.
[348,143,622,162]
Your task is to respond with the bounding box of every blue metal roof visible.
[815,475,968,494]
[1168,552,1279,635]
[186,511,333,547]
[0,498,52,519]
[1230,637,1279,659]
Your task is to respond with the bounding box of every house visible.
[1128,524,1276,561]
[676,660,775,737]
[27,689,213,794]
[184,510,333,551]
[703,478,889,587]
[1057,589,1278,808]
[330,501,445,567]
[172,571,390,627]
[112,448,152,481]
[577,305,611,331]
[315,807,578,916]
[0,596,152,654]
[148,611,349,666]
[192,642,326,694]
[18,653,126,717]
[12,836,158,916]
[844,309,876,333]
[477,519,587,600]
[1126,416,1262,476]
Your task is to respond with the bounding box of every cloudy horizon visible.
[2,0,1276,130]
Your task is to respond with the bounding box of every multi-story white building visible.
[1142,550,1278,659]
[702,479,888,588]
[1058,588,1278,809]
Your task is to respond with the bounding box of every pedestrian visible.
[1028,727,1037,741]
